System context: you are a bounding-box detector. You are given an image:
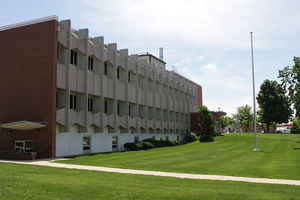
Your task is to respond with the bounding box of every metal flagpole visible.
[250,32,258,151]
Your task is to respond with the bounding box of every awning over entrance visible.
[0,121,47,130]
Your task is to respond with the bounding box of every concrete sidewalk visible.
[1,159,300,186]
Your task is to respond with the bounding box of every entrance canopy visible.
[0,121,47,130]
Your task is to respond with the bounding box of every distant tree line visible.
[197,56,300,136]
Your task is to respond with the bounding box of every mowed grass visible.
[1,163,300,200]
[58,133,300,180]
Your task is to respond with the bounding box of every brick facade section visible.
[190,113,199,133]
[197,86,202,109]
[0,20,57,158]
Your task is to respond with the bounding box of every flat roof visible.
[138,53,167,64]
[0,15,58,32]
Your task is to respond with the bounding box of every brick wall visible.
[0,20,57,158]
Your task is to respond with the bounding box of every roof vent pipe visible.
[159,48,164,61]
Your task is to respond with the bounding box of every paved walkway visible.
[1,159,300,186]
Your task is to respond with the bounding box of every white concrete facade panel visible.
[55,19,201,157]
[56,132,83,157]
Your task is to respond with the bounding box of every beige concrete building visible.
[0,16,202,158]
[55,18,202,156]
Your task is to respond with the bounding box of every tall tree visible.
[278,57,300,117]
[257,79,292,132]
[234,105,253,132]
[196,105,215,142]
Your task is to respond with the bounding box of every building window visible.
[104,62,108,75]
[104,99,108,114]
[129,105,134,117]
[112,136,118,150]
[148,108,153,120]
[70,50,77,66]
[56,92,65,110]
[83,137,91,153]
[157,109,161,120]
[117,67,120,80]
[56,92,58,108]
[128,71,131,82]
[134,136,139,143]
[88,56,94,71]
[15,140,34,153]
[117,102,120,116]
[88,97,94,112]
[139,106,145,119]
[70,94,77,110]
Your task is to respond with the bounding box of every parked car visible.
[276,127,290,134]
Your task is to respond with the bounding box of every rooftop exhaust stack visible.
[159,48,164,61]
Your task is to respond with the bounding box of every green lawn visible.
[1,163,300,200]
[57,133,300,180]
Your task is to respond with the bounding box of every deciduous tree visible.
[196,105,215,142]
[257,79,292,132]
[278,57,300,117]
[234,105,253,132]
[219,116,234,129]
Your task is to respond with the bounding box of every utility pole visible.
[250,32,258,151]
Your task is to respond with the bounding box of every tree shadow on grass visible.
[293,147,300,150]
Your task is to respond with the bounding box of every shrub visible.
[124,143,138,151]
[135,142,144,150]
[162,139,178,146]
[182,133,197,144]
[139,141,154,150]
[124,137,179,151]
[143,138,164,147]
[170,141,179,146]
[142,138,156,143]
[199,135,214,142]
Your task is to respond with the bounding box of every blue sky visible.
[2,0,300,115]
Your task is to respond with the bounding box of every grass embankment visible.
[1,163,300,200]
[57,133,300,180]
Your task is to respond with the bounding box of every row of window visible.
[70,95,95,112]
[69,95,188,120]
[71,50,95,72]
[68,50,195,94]
[68,91,190,109]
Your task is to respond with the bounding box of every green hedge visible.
[290,129,300,134]
[199,135,214,142]
[124,138,179,151]
[182,134,197,144]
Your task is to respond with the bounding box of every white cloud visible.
[82,0,300,50]
[174,56,253,114]
[203,64,216,70]
[175,56,204,67]
[78,0,300,115]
